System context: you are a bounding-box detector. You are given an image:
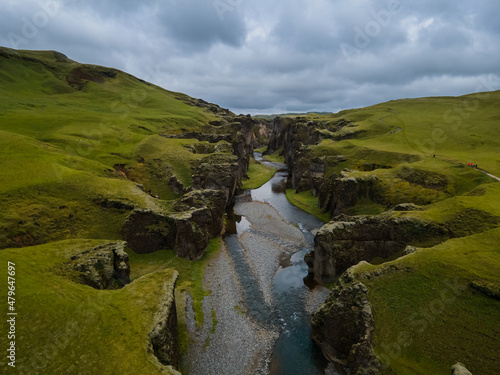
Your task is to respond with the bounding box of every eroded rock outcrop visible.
[122,209,177,255]
[191,154,241,203]
[149,271,180,370]
[61,241,130,289]
[179,96,234,116]
[123,190,227,260]
[162,114,258,185]
[306,214,447,283]
[318,174,381,216]
[123,115,259,259]
[171,189,227,260]
[311,267,381,374]
[267,117,352,164]
[266,116,354,192]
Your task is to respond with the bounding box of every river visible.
[185,153,339,375]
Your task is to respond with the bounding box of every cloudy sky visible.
[1,0,499,114]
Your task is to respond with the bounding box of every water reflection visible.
[271,179,287,193]
[225,208,251,235]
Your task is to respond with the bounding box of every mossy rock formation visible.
[312,267,381,374]
[60,241,130,289]
[306,214,447,283]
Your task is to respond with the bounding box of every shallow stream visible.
[224,153,338,375]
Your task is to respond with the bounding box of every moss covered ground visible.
[0,240,180,374]
[242,158,276,190]
[0,47,226,248]
[262,151,286,163]
[285,189,330,222]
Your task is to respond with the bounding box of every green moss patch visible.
[363,228,500,375]
[285,189,330,222]
[242,158,276,190]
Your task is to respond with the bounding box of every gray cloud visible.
[159,0,247,50]
[0,0,499,114]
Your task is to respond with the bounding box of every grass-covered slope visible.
[0,47,227,248]
[278,91,500,374]
[0,47,237,374]
[315,91,500,177]
[0,240,180,374]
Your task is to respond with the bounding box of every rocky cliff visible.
[311,266,381,375]
[266,117,381,215]
[149,271,180,370]
[123,115,259,259]
[306,213,447,283]
[267,116,353,165]
[318,174,381,217]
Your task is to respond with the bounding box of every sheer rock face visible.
[306,215,447,284]
[61,241,130,289]
[149,272,180,370]
[173,189,227,238]
[123,115,258,260]
[266,116,347,166]
[311,268,381,375]
[266,117,334,196]
[171,189,227,260]
[123,189,227,260]
[122,209,177,255]
[191,154,242,204]
[318,174,381,217]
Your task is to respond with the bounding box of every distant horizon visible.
[1,0,499,113]
[2,44,499,118]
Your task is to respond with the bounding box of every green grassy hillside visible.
[0,47,238,374]
[0,47,228,248]
[309,91,500,177]
[281,92,500,374]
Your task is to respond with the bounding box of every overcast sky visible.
[1,0,499,114]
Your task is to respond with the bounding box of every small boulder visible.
[403,245,418,255]
[451,362,473,375]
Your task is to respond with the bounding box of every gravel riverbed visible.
[184,197,330,375]
[184,242,279,375]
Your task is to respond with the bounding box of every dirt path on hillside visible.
[378,109,402,133]
[476,169,500,181]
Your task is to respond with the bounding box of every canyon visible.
[1,47,498,375]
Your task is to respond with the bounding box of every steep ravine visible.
[184,155,338,375]
[123,115,259,260]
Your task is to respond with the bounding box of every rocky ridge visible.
[123,115,260,260]
[306,213,447,283]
